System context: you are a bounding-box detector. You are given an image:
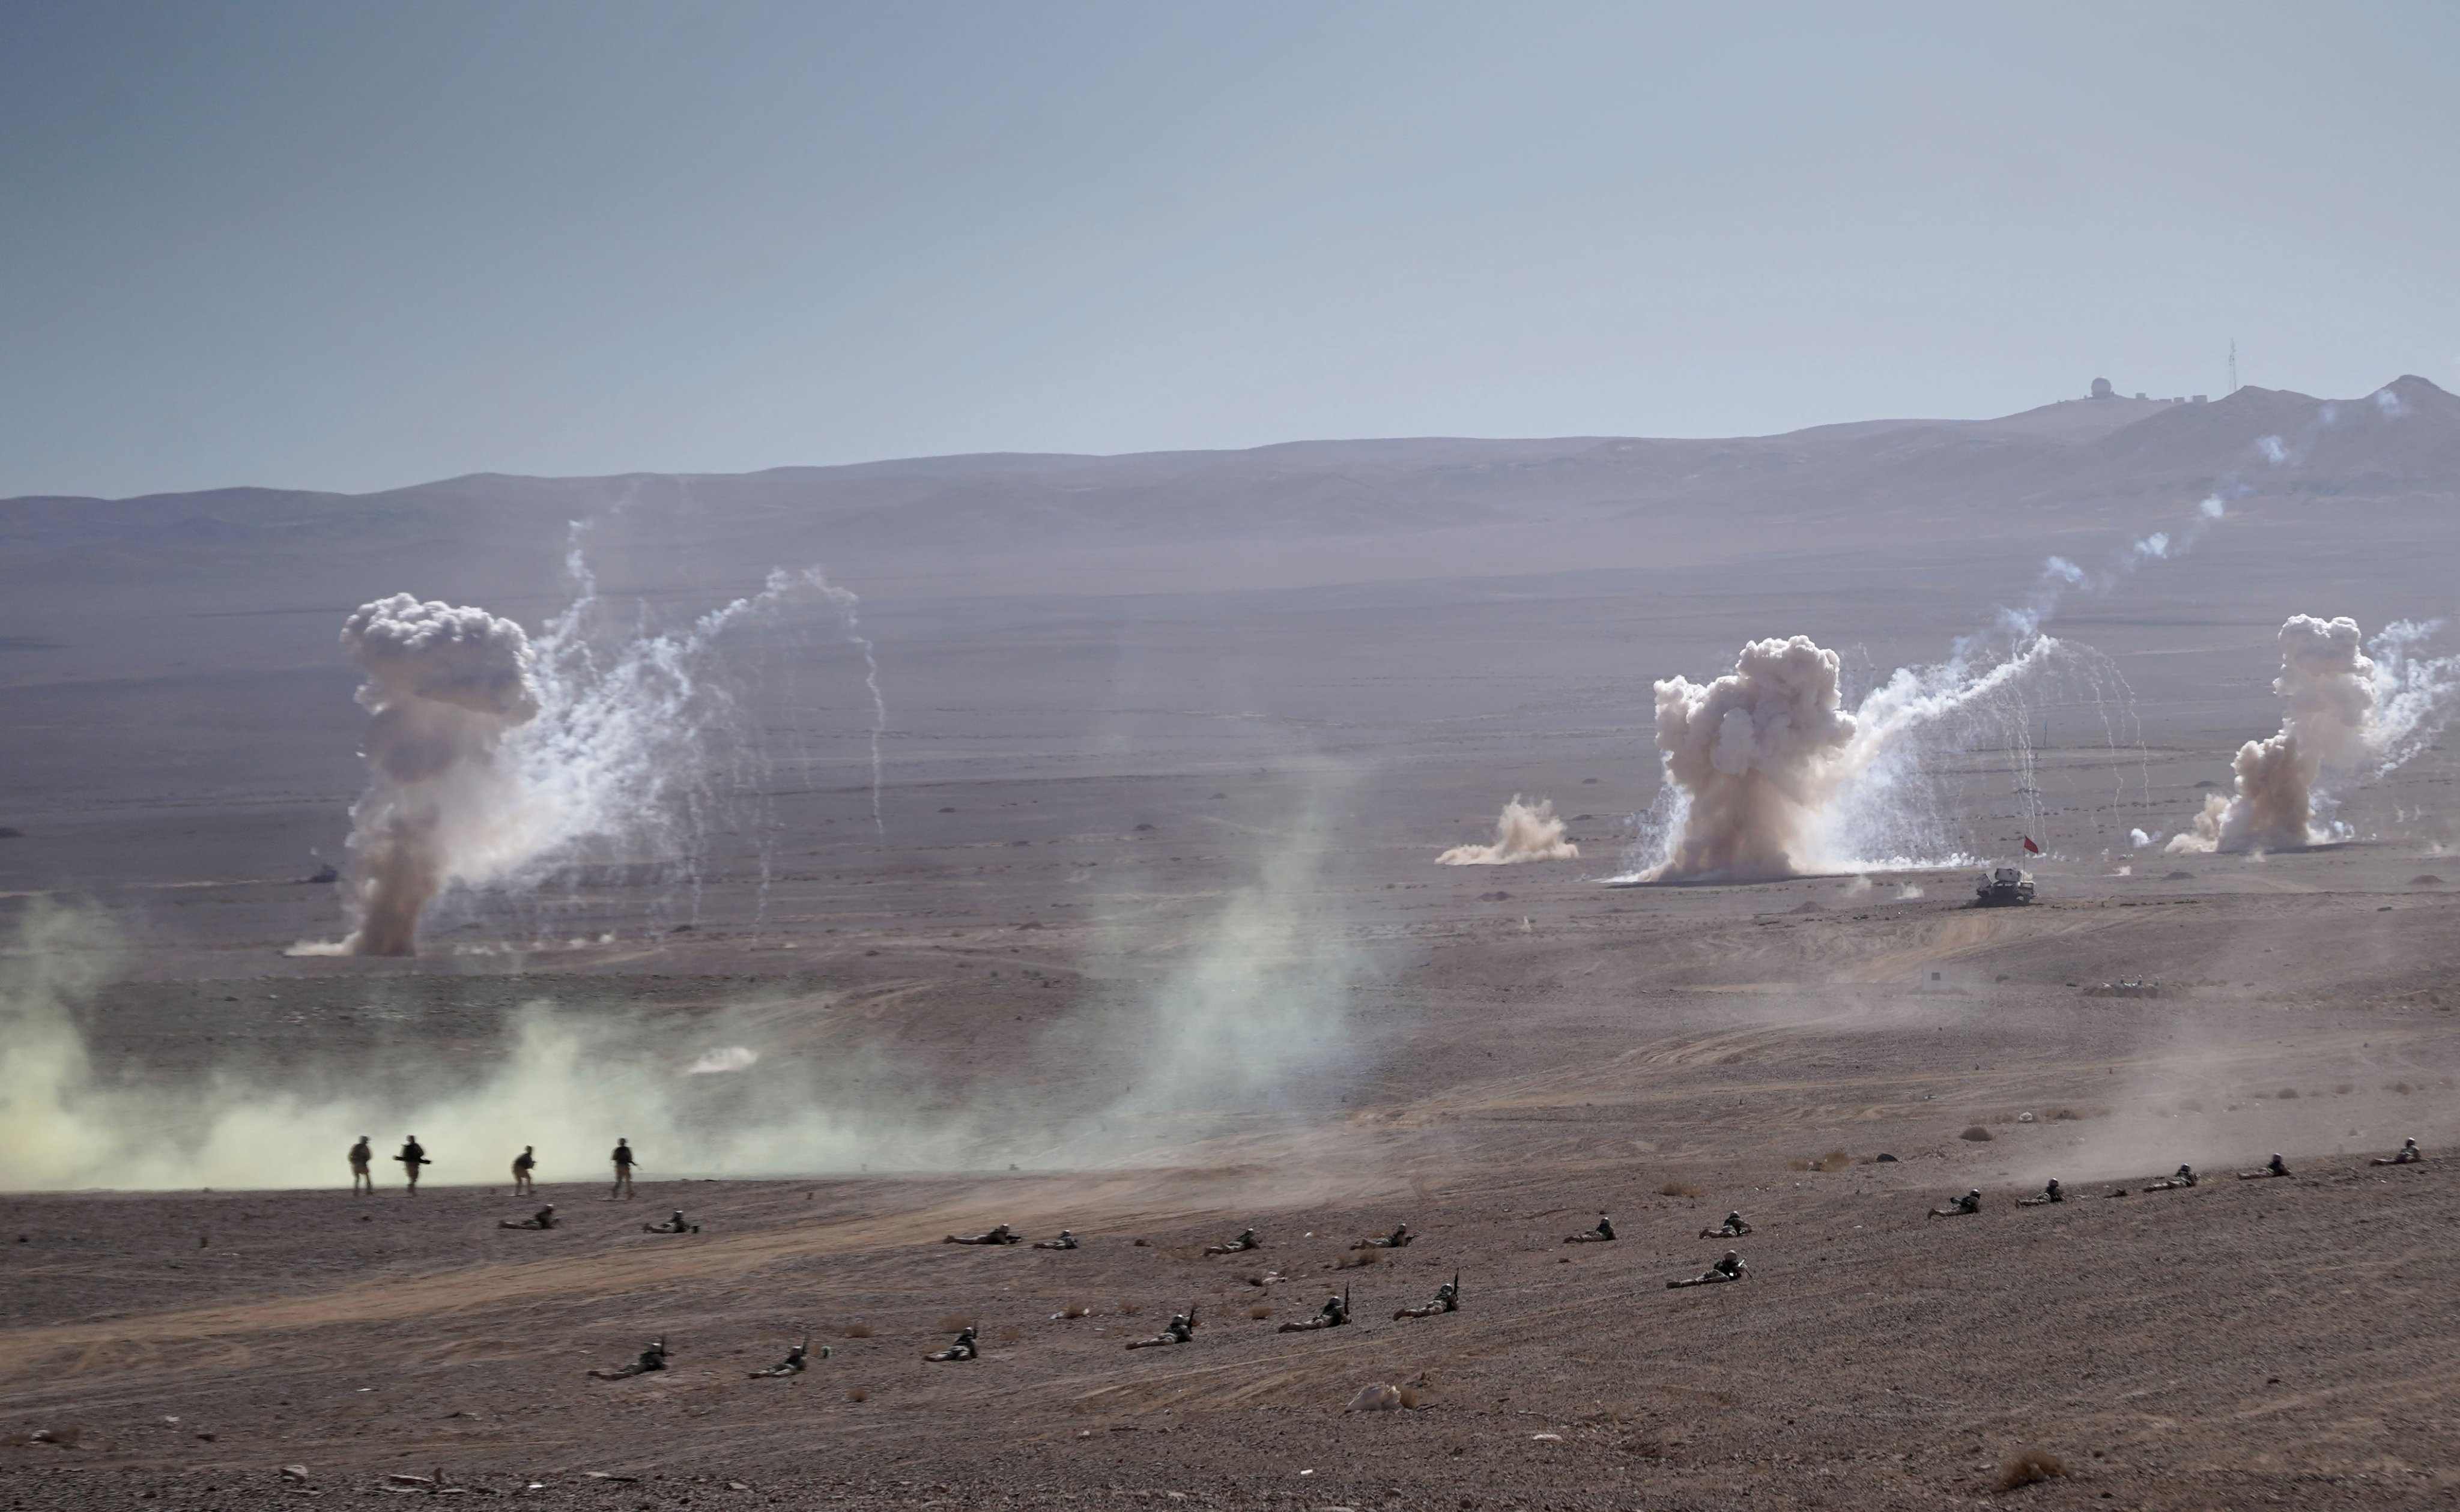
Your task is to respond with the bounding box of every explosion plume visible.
[302,559,874,957]
[329,596,543,955]
[1438,796,1580,865]
[2168,615,2459,853]
[1616,632,2081,883]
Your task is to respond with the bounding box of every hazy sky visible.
[4,2,2456,498]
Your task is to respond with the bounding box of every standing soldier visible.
[396,1136,429,1197]
[512,1146,537,1196]
[610,1138,637,1200]
[348,1136,374,1196]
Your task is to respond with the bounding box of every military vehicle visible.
[1974,866,2036,906]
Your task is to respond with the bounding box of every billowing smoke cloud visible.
[2169,615,2459,853]
[1635,637,1858,881]
[326,596,544,955]
[301,558,879,956]
[1621,632,2075,882]
[1438,796,1580,865]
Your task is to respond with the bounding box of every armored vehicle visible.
[1974,866,2036,906]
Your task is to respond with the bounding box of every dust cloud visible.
[1438,796,1579,865]
[5,904,954,1191]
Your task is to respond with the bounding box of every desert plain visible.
[3,381,2459,1508]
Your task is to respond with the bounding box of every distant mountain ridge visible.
[3,378,2452,610]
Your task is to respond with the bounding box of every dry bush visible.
[2388,1081,2413,1095]
[995,1325,1022,1344]
[1658,1179,1706,1199]
[1812,1149,1851,1172]
[2336,1083,2354,1095]
[1247,1304,1272,1320]
[1054,1302,1094,1320]
[2250,1089,2271,1099]
[2050,1108,2081,1121]
[1992,1448,2068,1492]
[1118,1301,1142,1316]
[2276,1087,2299,1100]
[1336,1248,1383,1269]
[1960,1125,1994,1142]
[839,1323,873,1339]
[935,1314,973,1334]
[1398,1385,1429,1409]
[846,1385,870,1403]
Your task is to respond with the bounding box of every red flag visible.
[2021,836,2040,854]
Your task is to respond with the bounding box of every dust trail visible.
[2168,615,2460,853]
[1438,796,1579,865]
[297,554,874,955]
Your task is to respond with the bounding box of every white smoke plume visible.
[1617,632,2073,882]
[320,596,544,955]
[2169,615,2460,854]
[1438,796,1580,865]
[1613,490,2241,884]
[300,557,876,956]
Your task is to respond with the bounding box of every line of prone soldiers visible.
[586,1208,1766,1378]
[580,1138,2428,1380]
[1922,1139,2426,1220]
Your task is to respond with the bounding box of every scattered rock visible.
[280,1466,311,1484]
[1874,1152,1899,1163]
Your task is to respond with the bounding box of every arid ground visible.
[4,383,2459,1508]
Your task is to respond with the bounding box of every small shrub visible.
[2335,1083,2353,1095]
[1993,1448,2068,1492]
[840,1323,873,1339]
[1960,1125,1994,1143]
[995,1325,1022,1344]
[2276,1087,2298,1100]
[846,1385,870,1403]
[1398,1385,1427,1409]
[1055,1301,1094,1320]
[1247,1304,1271,1319]
[2050,1108,2081,1121]
[1119,1302,1142,1316]
[1658,1179,1706,1199]
[935,1314,973,1334]
[2389,1081,2413,1095]
[1338,1248,1383,1269]
[1814,1148,1851,1172]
